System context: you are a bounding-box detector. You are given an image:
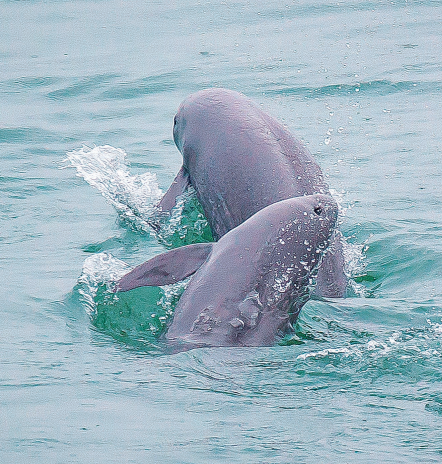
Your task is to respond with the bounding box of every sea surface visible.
[1,0,442,462]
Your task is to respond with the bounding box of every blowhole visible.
[314,206,323,215]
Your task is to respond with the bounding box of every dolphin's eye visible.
[173,116,177,126]
[314,206,322,215]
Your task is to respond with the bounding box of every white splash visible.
[77,252,130,315]
[297,347,353,361]
[343,241,368,297]
[79,252,130,286]
[65,145,163,232]
[330,188,367,296]
[427,319,442,336]
[329,188,348,224]
[160,188,196,240]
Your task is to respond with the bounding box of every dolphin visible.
[157,88,347,298]
[117,194,338,349]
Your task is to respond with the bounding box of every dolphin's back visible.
[175,88,329,239]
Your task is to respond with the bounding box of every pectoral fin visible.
[157,166,191,214]
[116,242,213,292]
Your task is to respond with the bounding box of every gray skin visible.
[117,194,338,350]
[158,88,347,298]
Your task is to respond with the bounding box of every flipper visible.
[157,166,191,214]
[116,242,213,292]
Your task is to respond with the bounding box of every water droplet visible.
[229,318,244,329]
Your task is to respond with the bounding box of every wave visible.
[46,74,120,101]
[262,0,442,20]
[76,251,187,352]
[98,72,180,101]
[157,298,442,403]
[43,72,180,102]
[68,145,364,351]
[66,145,213,244]
[2,76,60,92]
[67,144,213,349]
[265,79,442,99]
[0,127,56,144]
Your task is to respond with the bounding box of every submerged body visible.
[159,88,346,297]
[118,194,338,349]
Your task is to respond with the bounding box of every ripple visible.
[46,73,121,101]
[98,72,180,101]
[0,127,55,144]
[2,76,60,93]
[265,80,442,99]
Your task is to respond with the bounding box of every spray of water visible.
[65,145,163,232]
[67,145,366,350]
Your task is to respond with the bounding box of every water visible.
[1,0,442,462]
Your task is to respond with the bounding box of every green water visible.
[1,0,442,462]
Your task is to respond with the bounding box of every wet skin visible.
[158,88,347,298]
[117,194,338,350]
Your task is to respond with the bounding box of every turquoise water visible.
[1,0,442,462]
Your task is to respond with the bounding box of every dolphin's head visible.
[173,88,246,157]
[291,193,339,255]
[166,194,339,348]
[173,90,216,169]
[273,194,339,282]
[241,193,339,342]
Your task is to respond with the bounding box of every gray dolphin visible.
[158,88,347,298]
[117,194,338,349]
